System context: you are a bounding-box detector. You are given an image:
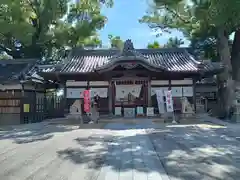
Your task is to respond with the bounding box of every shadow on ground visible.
[0,124,78,144]
[57,123,240,180]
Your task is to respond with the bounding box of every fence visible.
[21,96,65,124]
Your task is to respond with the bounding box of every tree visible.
[0,0,113,59]
[164,37,184,48]
[108,34,124,49]
[140,0,240,118]
[147,41,161,48]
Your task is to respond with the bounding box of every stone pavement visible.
[198,113,230,126]
[0,119,240,180]
[198,113,240,131]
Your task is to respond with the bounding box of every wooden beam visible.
[63,80,67,115]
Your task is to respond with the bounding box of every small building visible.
[196,77,218,113]
[39,40,223,118]
[0,59,41,125]
[0,59,64,125]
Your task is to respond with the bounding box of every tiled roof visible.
[41,40,223,74]
[27,64,63,82]
[0,59,37,83]
[59,48,222,74]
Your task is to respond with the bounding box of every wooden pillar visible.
[168,79,172,90]
[193,79,197,113]
[147,79,151,107]
[43,81,47,120]
[21,82,25,96]
[168,79,172,119]
[108,80,113,115]
[63,80,67,115]
[33,82,37,123]
[87,81,90,89]
[20,82,25,124]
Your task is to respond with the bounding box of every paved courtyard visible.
[0,120,240,180]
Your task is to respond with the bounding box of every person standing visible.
[93,94,100,122]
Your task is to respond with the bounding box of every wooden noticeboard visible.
[23,104,30,113]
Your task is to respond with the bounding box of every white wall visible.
[151,79,193,85]
[0,84,36,90]
[66,81,109,87]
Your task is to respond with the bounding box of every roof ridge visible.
[70,47,120,56]
[69,47,190,55]
[136,47,188,53]
[0,58,38,64]
[183,49,202,64]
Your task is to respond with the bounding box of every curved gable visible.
[95,39,166,73]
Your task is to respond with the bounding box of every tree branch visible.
[164,5,191,24]
[27,0,38,15]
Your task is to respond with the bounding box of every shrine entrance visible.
[112,77,149,117]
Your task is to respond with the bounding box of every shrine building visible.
[39,39,223,118]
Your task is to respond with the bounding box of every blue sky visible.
[99,0,190,48]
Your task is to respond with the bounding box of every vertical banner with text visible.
[165,90,174,112]
[156,89,165,114]
[83,90,91,113]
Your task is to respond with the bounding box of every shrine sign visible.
[165,90,174,112]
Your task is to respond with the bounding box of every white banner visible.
[115,85,142,99]
[156,89,165,114]
[165,90,174,112]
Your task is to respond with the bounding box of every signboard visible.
[147,107,154,116]
[165,90,174,112]
[124,108,135,117]
[115,107,121,116]
[83,90,91,113]
[23,104,30,112]
[156,89,165,114]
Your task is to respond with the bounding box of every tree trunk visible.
[230,29,240,121]
[216,27,233,118]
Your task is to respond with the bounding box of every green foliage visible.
[140,0,221,60]
[147,38,183,49]
[108,34,124,49]
[207,0,240,34]
[147,41,161,49]
[164,37,183,48]
[0,0,113,59]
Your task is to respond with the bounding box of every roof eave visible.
[95,56,167,73]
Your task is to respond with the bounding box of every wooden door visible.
[112,78,148,116]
